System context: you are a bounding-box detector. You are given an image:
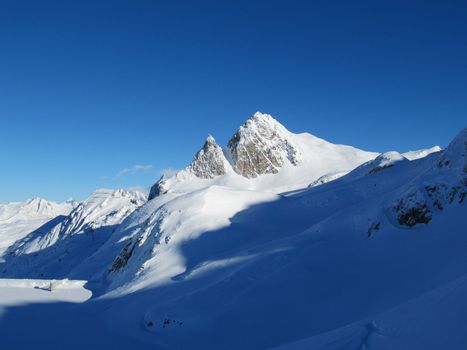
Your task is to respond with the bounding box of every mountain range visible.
[0,112,465,350]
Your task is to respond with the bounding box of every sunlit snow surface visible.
[0,122,464,349]
[0,279,91,310]
[0,198,75,259]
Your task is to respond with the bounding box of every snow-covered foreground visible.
[273,270,467,350]
[0,113,464,349]
[0,278,91,308]
[0,278,155,350]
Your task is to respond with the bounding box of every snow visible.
[85,126,464,349]
[343,151,409,181]
[403,145,442,160]
[150,112,380,197]
[1,188,145,279]
[0,278,153,350]
[0,114,464,350]
[0,198,75,260]
[308,171,349,188]
[0,278,91,309]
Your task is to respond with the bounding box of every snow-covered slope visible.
[0,113,464,350]
[72,127,464,349]
[402,145,441,160]
[149,112,379,199]
[1,189,145,279]
[0,198,76,259]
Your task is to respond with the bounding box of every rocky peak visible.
[392,128,467,228]
[148,178,168,200]
[227,112,302,178]
[190,134,227,179]
[148,135,228,200]
[148,112,306,200]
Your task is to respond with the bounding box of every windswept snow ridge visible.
[403,145,442,160]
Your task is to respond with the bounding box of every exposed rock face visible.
[148,135,227,200]
[227,112,301,178]
[190,135,227,179]
[148,179,169,200]
[392,128,466,227]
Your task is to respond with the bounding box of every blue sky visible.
[0,0,466,202]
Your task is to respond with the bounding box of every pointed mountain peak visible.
[205,134,216,144]
[148,134,227,200]
[190,134,227,179]
[241,111,291,137]
[227,112,301,178]
[250,111,276,123]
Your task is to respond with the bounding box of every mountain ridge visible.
[149,112,380,199]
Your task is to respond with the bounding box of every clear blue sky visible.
[1,0,466,202]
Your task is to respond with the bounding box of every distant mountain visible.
[0,198,76,259]
[0,197,75,222]
[1,189,145,278]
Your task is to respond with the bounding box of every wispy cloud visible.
[158,167,180,178]
[101,164,154,180]
[115,164,153,178]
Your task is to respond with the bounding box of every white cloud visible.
[115,164,153,178]
[100,164,154,180]
[158,167,180,178]
[100,165,180,182]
